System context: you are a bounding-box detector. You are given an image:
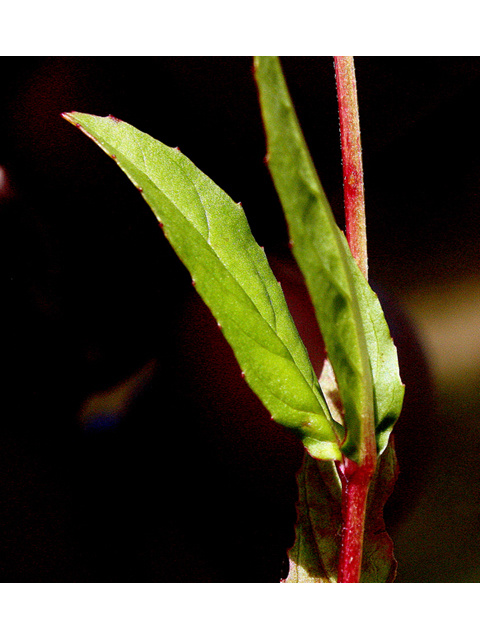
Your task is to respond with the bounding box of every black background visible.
[3,57,480,582]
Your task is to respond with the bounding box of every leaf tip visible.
[61,111,80,128]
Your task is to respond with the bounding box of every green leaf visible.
[63,111,342,461]
[285,443,398,583]
[254,56,404,460]
[342,233,405,454]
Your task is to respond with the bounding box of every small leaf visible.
[285,443,398,583]
[360,438,398,583]
[63,111,343,461]
[283,454,342,583]
[254,56,403,459]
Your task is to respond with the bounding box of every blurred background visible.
[2,57,479,582]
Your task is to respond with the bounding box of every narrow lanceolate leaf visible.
[341,233,404,454]
[254,56,404,460]
[63,112,342,461]
[285,443,398,583]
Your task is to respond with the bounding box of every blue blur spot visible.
[84,412,121,432]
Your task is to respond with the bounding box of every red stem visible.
[334,56,368,280]
[334,56,375,583]
[337,460,375,582]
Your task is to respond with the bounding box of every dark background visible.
[3,57,480,582]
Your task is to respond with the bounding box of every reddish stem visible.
[334,56,368,280]
[334,56,376,583]
[337,459,375,582]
